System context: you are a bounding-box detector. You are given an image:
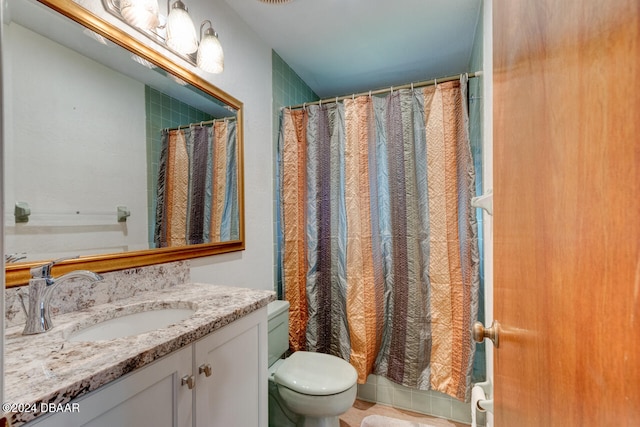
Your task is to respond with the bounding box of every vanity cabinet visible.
[24,308,267,427]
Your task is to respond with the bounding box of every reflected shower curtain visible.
[155,120,238,247]
[278,77,479,400]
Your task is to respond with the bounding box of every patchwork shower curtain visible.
[155,120,238,247]
[278,77,479,400]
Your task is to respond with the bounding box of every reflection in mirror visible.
[155,118,239,247]
[3,0,244,286]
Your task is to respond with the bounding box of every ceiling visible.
[224,0,482,98]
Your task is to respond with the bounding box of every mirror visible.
[3,0,245,286]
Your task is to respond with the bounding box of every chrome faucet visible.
[19,258,103,335]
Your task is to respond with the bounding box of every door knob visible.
[473,320,500,348]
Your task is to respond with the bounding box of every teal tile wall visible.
[145,86,214,246]
[272,51,319,298]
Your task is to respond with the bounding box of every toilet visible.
[268,300,357,427]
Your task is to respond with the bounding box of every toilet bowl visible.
[268,301,357,427]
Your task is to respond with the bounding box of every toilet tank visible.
[267,300,290,367]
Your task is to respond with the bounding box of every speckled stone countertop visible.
[4,283,275,426]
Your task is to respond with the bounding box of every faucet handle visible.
[30,256,79,278]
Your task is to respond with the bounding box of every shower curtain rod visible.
[287,71,482,110]
[166,116,236,131]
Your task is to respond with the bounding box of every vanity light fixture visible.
[103,0,224,73]
[197,21,224,74]
[165,0,198,55]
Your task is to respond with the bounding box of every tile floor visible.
[339,400,470,427]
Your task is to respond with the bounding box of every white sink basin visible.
[68,307,196,342]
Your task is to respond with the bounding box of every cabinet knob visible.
[181,374,195,389]
[198,363,213,377]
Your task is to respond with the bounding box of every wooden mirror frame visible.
[5,0,245,287]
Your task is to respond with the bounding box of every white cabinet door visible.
[26,345,193,427]
[193,308,268,427]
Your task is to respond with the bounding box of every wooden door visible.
[493,1,640,426]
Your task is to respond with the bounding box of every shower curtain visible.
[277,76,479,400]
[155,120,238,247]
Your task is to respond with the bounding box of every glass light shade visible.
[119,0,160,30]
[166,1,198,55]
[197,29,224,74]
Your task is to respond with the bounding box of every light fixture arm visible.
[200,20,217,40]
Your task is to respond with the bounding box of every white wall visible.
[4,23,149,260]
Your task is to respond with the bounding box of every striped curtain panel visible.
[278,77,479,400]
[155,120,238,247]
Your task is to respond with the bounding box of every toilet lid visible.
[274,351,357,396]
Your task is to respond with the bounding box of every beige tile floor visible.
[339,400,470,427]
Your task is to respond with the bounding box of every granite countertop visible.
[4,282,275,426]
